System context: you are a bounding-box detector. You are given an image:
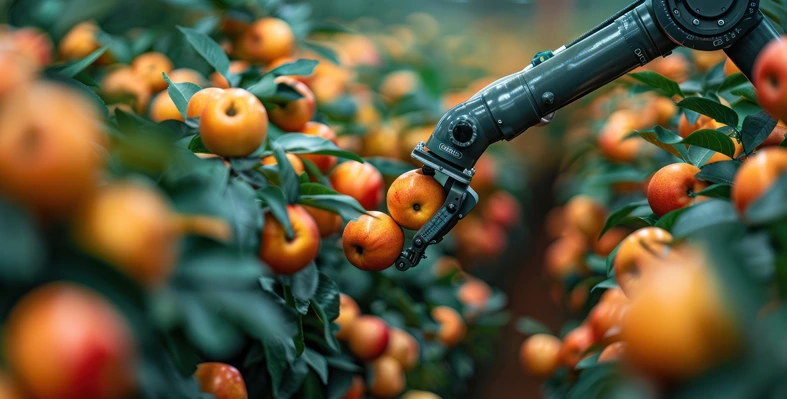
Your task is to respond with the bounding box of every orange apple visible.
[754,38,787,121]
[559,324,596,369]
[347,316,390,362]
[304,206,343,238]
[300,122,339,173]
[482,191,522,231]
[187,87,225,118]
[341,375,365,399]
[5,283,137,399]
[342,211,404,271]
[384,328,420,371]
[74,182,180,287]
[335,294,360,341]
[330,161,384,210]
[564,195,607,241]
[194,363,247,399]
[598,342,626,363]
[386,169,446,230]
[519,334,562,379]
[268,76,316,132]
[150,91,184,122]
[261,152,306,176]
[732,147,787,215]
[613,227,673,295]
[368,356,405,398]
[647,163,709,217]
[238,18,295,63]
[431,306,466,348]
[260,205,320,275]
[199,88,268,157]
[131,52,173,93]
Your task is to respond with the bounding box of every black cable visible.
[566,0,646,48]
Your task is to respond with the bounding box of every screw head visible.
[718,20,725,26]
[414,238,424,247]
[447,203,457,213]
[692,19,700,26]
[542,92,555,105]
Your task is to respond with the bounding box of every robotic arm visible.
[395,0,780,271]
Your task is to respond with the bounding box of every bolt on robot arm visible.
[395,0,780,271]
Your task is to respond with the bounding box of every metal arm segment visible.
[423,2,676,172]
[725,17,781,79]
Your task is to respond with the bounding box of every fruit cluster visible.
[516,26,787,398]
[0,1,522,398]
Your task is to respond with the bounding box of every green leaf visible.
[575,353,601,370]
[319,96,358,123]
[298,189,365,222]
[270,142,301,204]
[676,97,739,127]
[687,145,716,167]
[741,111,779,153]
[326,371,354,399]
[730,86,759,103]
[591,277,619,293]
[278,357,309,398]
[229,157,261,172]
[51,0,120,37]
[302,41,339,64]
[628,71,684,98]
[178,293,244,358]
[60,77,109,118]
[313,272,340,321]
[209,291,299,340]
[58,45,109,77]
[308,21,352,35]
[223,178,263,252]
[300,158,329,184]
[325,356,362,373]
[0,199,45,282]
[291,263,319,302]
[258,186,294,238]
[72,70,99,87]
[282,285,306,356]
[268,59,319,77]
[275,133,363,162]
[655,207,689,231]
[264,337,297,398]
[177,26,232,86]
[303,348,329,385]
[746,175,787,225]
[632,127,685,160]
[671,199,741,238]
[585,254,607,274]
[606,242,622,276]
[247,74,277,99]
[696,161,742,185]
[716,73,750,93]
[682,129,736,158]
[164,73,202,120]
[514,317,551,336]
[696,183,733,199]
[365,157,416,177]
[263,81,306,105]
[174,252,262,289]
[188,135,211,153]
[599,200,650,238]
[311,302,341,353]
